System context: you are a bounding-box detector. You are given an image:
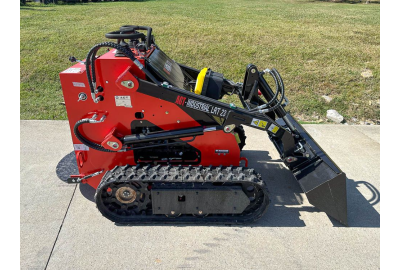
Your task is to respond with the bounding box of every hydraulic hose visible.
[272,68,285,97]
[73,118,115,152]
[85,42,160,103]
[262,68,285,113]
[250,68,285,113]
[259,68,280,108]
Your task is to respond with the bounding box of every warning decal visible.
[268,124,280,134]
[115,96,132,108]
[250,118,268,129]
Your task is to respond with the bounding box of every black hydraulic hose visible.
[85,42,160,98]
[271,68,297,131]
[272,68,285,97]
[249,68,283,112]
[85,42,133,94]
[85,44,102,93]
[90,47,101,82]
[261,68,285,113]
[261,69,280,108]
[73,119,115,152]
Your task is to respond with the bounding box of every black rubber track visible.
[95,164,270,225]
[234,125,247,151]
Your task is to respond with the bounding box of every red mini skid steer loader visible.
[59,25,347,225]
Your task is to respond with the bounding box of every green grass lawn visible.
[20,0,380,122]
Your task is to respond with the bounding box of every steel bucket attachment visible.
[295,162,347,225]
[224,65,348,225]
[283,114,348,225]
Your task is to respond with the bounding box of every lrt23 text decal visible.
[175,95,227,118]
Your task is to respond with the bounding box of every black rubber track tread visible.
[95,165,270,225]
[234,125,247,151]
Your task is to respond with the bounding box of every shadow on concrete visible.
[342,179,380,228]
[241,150,380,228]
[55,150,380,228]
[55,151,96,202]
[56,151,78,182]
[79,182,96,202]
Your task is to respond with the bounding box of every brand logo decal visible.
[175,95,187,106]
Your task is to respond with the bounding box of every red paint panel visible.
[189,130,240,167]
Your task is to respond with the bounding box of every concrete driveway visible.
[20,121,380,269]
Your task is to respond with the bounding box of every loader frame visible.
[60,25,348,225]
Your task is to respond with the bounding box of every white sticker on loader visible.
[74,144,89,151]
[268,124,280,134]
[73,82,85,88]
[163,60,173,75]
[251,118,267,129]
[63,68,82,74]
[115,96,132,108]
